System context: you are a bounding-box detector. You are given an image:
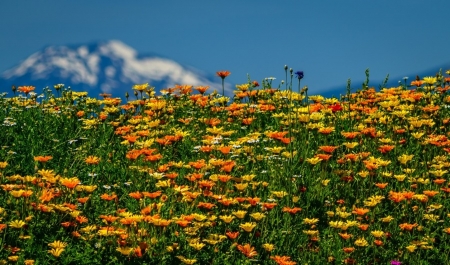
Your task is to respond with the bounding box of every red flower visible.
[329,103,343,113]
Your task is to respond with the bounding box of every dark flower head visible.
[295,71,304,80]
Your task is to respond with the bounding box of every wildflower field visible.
[1,68,450,265]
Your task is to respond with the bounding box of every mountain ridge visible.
[0,40,227,98]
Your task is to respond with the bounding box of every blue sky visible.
[1,0,450,94]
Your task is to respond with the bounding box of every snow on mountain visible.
[0,40,228,97]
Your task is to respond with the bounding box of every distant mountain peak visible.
[1,40,226,97]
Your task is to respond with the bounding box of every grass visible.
[1,69,450,265]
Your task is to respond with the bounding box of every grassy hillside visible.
[1,70,450,264]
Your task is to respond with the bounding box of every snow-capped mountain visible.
[0,40,227,98]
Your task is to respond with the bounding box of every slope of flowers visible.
[1,71,450,264]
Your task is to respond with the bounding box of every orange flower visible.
[358,224,369,231]
[318,127,334,135]
[378,145,395,154]
[242,118,254,125]
[399,223,418,231]
[402,191,415,200]
[315,154,332,161]
[198,180,215,189]
[100,193,117,201]
[142,191,162,199]
[352,207,370,216]
[100,215,119,223]
[410,80,424,87]
[175,220,190,227]
[204,118,221,126]
[270,255,297,265]
[374,240,383,246]
[122,135,140,143]
[262,202,277,210]
[221,161,236,173]
[216,71,231,79]
[338,233,352,240]
[189,159,206,170]
[341,132,359,139]
[75,216,88,224]
[441,187,450,193]
[60,178,80,189]
[237,243,257,258]
[388,191,405,203]
[129,192,143,200]
[218,175,232,183]
[144,154,163,162]
[17,86,35,94]
[282,207,302,214]
[336,199,345,205]
[85,156,100,165]
[61,221,73,228]
[197,202,216,210]
[0,224,7,232]
[318,146,338,153]
[34,156,53,163]
[433,179,446,185]
[77,197,90,204]
[226,231,239,240]
[195,85,209,94]
[342,247,355,253]
[344,153,359,161]
[374,183,388,189]
[218,146,232,155]
[423,190,439,197]
[247,197,260,206]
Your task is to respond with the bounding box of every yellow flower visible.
[405,244,417,252]
[423,214,439,222]
[192,213,207,221]
[0,162,7,169]
[262,243,275,252]
[303,230,319,236]
[234,183,248,191]
[303,218,319,225]
[354,237,368,247]
[398,154,414,164]
[9,190,24,198]
[7,256,19,262]
[411,132,424,139]
[48,248,65,257]
[189,242,205,250]
[48,240,67,249]
[219,215,235,223]
[177,256,198,264]
[132,83,149,91]
[249,213,266,221]
[393,174,407,181]
[342,142,358,149]
[318,177,330,185]
[9,220,26,229]
[370,230,384,238]
[239,222,257,232]
[380,215,394,223]
[116,247,133,255]
[423,76,437,85]
[306,157,323,165]
[24,260,35,265]
[271,191,288,198]
[232,210,247,219]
